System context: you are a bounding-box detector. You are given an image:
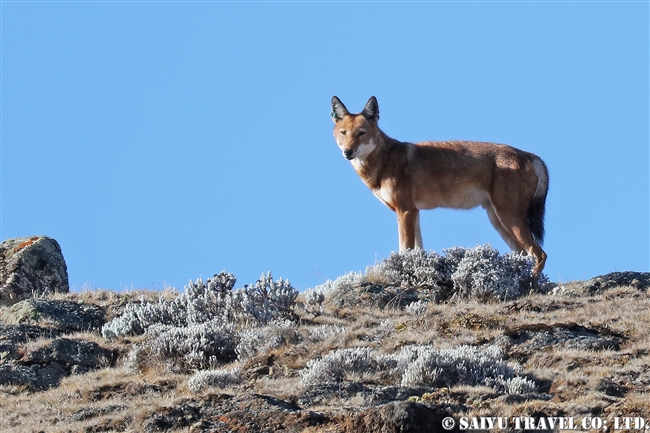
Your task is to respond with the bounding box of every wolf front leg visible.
[397,209,421,252]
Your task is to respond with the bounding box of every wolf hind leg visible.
[485,204,523,252]
[489,204,547,276]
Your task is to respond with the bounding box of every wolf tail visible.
[527,157,549,245]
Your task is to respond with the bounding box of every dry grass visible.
[0,366,189,433]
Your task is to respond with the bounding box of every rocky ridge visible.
[0,271,647,432]
[0,236,648,432]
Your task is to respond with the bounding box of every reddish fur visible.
[331,96,548,277]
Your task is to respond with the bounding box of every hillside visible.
[0,246,649,433]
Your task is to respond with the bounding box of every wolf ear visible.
[361,96,380,122]
[331,96,349,123]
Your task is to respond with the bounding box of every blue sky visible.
[1,2,648,292]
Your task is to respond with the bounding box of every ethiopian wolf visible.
[331,96,549,277]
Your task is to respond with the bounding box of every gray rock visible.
[554,271,650,297]
[582,271,650,293]
[0,336,114,391]
[496,322,624,361]
[0,324,60,362]
[595,378,628,397]
[0,236,69,305]
[31,361,69,389]
[298,383,436,408]
[21,337,115,371]
[66,404,127,422]
[0,361,67,390]
[0,363,38,387]
[339,401,459,433]
[144,402,202,432]
[0,298,106,332]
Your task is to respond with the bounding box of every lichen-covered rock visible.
[0,298,106,332]
[0,236,69,305]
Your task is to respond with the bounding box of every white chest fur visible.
[373,184,394,208]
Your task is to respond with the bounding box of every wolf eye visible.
[340,130,347,135]
[358,131,366,137]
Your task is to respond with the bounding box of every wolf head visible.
[331,96,381,162]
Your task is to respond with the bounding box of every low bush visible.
[187,367,243,392]
[103,271,298,372]
[450,244,541,301]
[300,347,374,387]
[300,343,536,395]
[102,271,298,340]
[235,320,299,360]
[303,244,548,307]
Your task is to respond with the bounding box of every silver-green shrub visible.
[300,347,374,387]
[303,324,346,343]
[139,321,237,372]
[101,293,187,340]
[451,245,537,300]
[488,375,538,395]
[104,271,298,372]
[179,271,239,324]
[235,320,299,360]
[299,344,536,395]
[405,300,427,316]
[397,344,534,393]
[187,367,243,392]
[102,271,298,340]
[366,248,446,287]
[304,271,365,314]
[303,245,548,307]
[237,273,298,325]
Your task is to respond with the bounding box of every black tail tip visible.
[528,196,546,245]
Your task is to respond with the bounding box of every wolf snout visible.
[343,149,354,160]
